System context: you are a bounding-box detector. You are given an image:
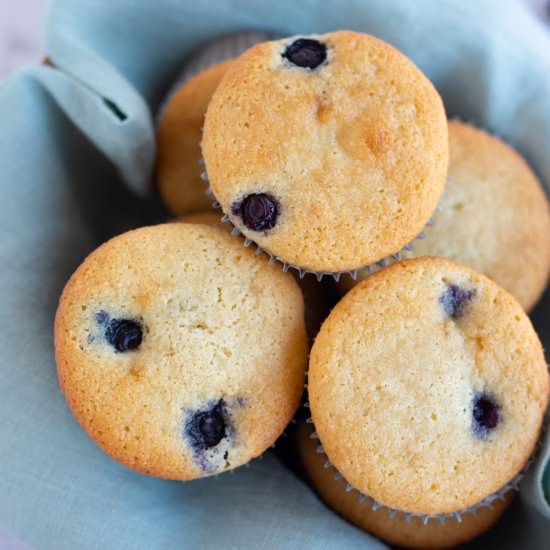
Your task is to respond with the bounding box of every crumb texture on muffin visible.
[203,31,448,272]
[338,121,550,310]
[310,257,548,514]
[178,211,336,341]
[55,223,307,480]
[157,59,233,215]
[297,422,513,549]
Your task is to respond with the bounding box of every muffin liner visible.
[205,181,442,281]
[157,31,275,120]
[187,31,443,280]
[161,29,444,280]
[303,400,533,524]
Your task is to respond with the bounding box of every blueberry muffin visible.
[337,121,550,310]
[309,257,548,515]
[157,59,233,215]
[179,211,336,341]
[202,31,448,274]
[298,421,513,549]
[55,223,308,480]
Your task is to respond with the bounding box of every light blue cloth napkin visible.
[1,0,550,548]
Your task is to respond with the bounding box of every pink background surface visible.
[0,0,47,78]
[0,0,548,79]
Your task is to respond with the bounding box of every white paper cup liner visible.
[157,31,275,119]
[204,181,441,282]
[183,31,445,280]
[303,405,533,524]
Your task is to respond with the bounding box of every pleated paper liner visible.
[298,419,515,550]
[302,402,533,525]
[204,180,442,282]
[333,117,550,300]
[168,29,445,281]
[157,31,275,119]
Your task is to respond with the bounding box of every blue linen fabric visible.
[1,0,550,548]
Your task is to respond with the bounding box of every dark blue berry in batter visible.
[96,310,109,325]
[440,284,476,319]
[283,38,327,69]
[105,318,143,352]
[472,392,500,439]
[186,400,227,450]
[232,193,279,232]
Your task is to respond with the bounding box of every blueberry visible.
[283,38,327,69]
[231,193,279,232]
[186,400,227,450]
[96,310,109,325]
[105,318,143,352]
[472,392,500,439]
[439,284,476,319]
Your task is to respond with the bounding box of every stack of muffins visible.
[55,31,550,548]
